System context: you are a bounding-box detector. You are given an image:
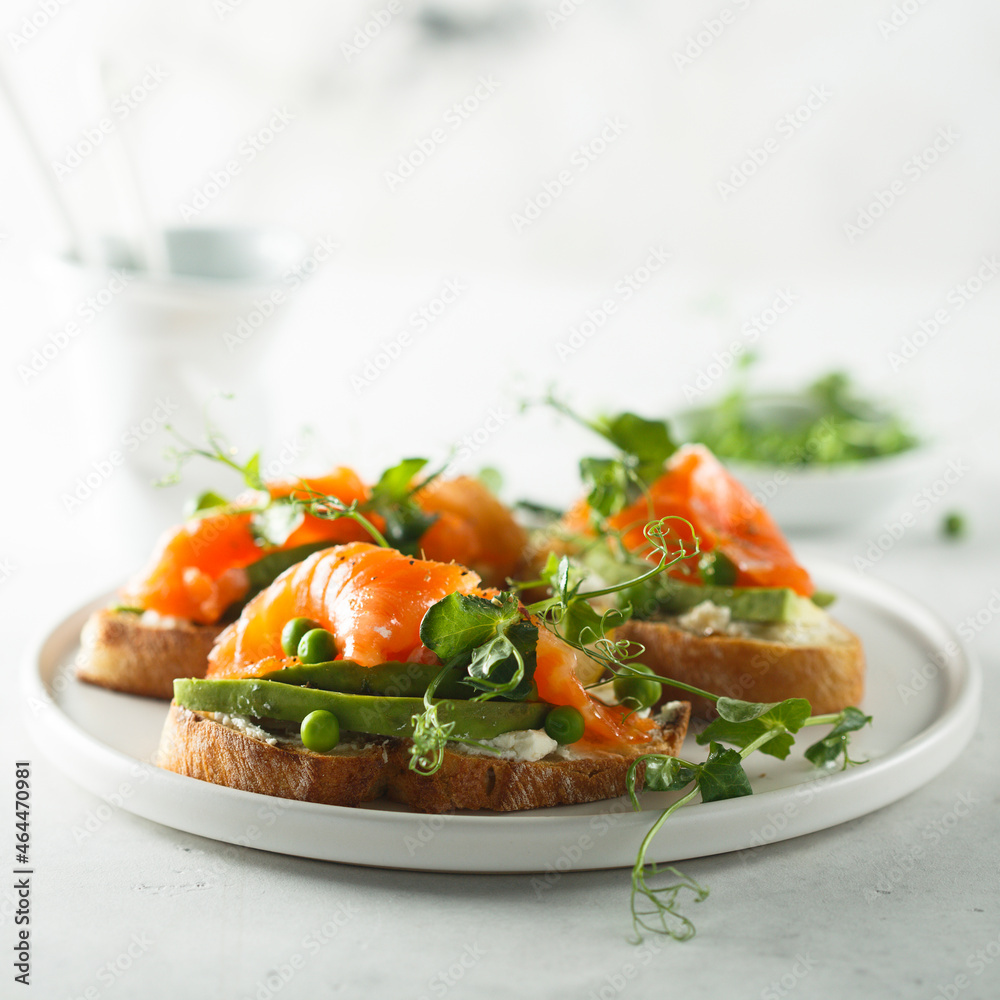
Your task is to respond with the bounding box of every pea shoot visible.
[505,517,872,942]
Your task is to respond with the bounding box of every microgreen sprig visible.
[157,416,449,555]
[542,394,677,518]
[288,486,390,548]
[622,699,871,940]
[520,517,698,680]
[525,401,874,940]
[513,518,872,941]
[408,665,456,776]
[158,420,265,492]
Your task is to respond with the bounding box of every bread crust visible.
[157,705,394,806]
[157,702,691,814]
[616,617,865,717]
[77,610,222,700]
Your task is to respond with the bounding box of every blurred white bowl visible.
[720,448,939,534]
[673,399,934,534]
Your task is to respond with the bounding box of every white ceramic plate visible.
[23,563,980,874]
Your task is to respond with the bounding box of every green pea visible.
[281,617,323,657]
[544,705,585,745]
[942,511,966,539]
[300,710,340,752]
[297,628,338,665]
[613,663,661,711]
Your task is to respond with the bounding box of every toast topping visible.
[676,600,735,637]
[605,445,814,596]
[121,462,528,626]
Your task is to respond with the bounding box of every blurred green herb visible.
[545,394,677,517]
[684,366,919,466]
[942,511,966,540]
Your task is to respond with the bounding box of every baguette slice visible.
[617,614,864,718]
[157,701,691,814]
[77,610,222,700]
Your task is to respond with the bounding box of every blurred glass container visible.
[37,226,310,546]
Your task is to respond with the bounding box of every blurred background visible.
[1,0,997,588]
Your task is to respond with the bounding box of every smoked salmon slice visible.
[121,470,530,625]
[120,468,372,624]
[416,476,528,584]
[208,542,483,673]
[207,542,655,747]
[571,444,813,596]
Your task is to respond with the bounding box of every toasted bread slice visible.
[77,610,222,700]
[157,701,691,814]
[157,705,395,806]
[617,612,864,718]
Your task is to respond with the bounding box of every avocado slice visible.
[258,660,479,699]
[174,678,549,741]
[626,578,803,623]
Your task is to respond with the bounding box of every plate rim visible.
[21,560,982,871]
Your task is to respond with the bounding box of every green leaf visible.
[546,399,676,517]
[465,622,537,699]
[643,756,698,793]
[698,698,812,760]
[244,452,263,489]
[804,707,872,768]
[468,634,514,681]
[381,506,438,556]
[579,457,631,517]
[762,698,813,732]
[249,499,305,548]
[477,466,503,493]
[714,697,779,723]
[537,550,562,583]
[699,551,737,586]
[555,555,574,599]
[698,744,753,802]
[530,554,624,645]
[184,490,230,518]
[625,755,696,810]
[697,719,795,760]
[514,499,563,522]
[420,592,519,661]
[420,592,538,700]
[372,457,428,502]
[366,457,438,556]
[595,411,677,483]
[547,555,589,604]
[560,597,610,645]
